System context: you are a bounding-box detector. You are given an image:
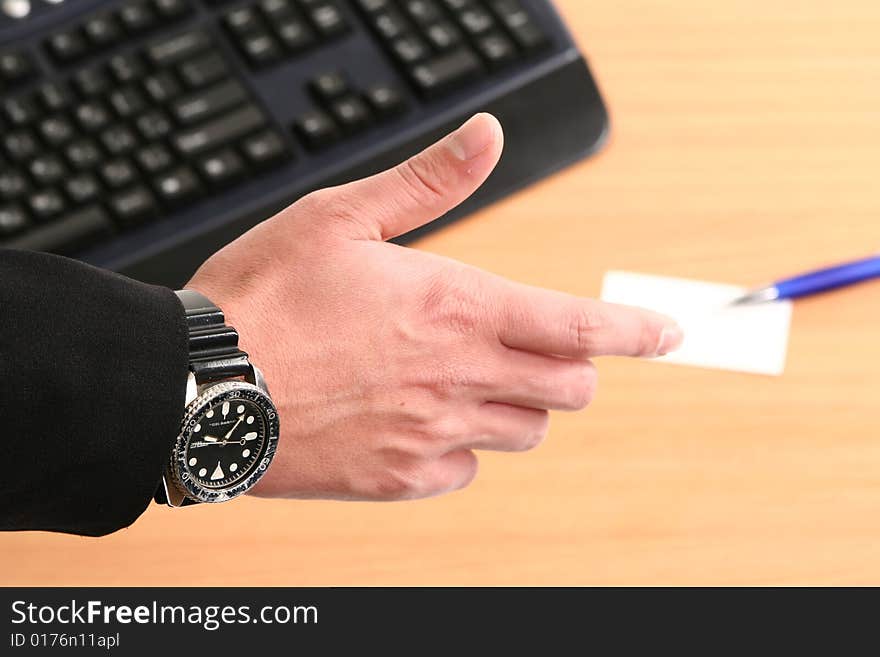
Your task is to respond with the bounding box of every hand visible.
[189,432,258,449]
[187,113,683,502]
[224,416,243,440]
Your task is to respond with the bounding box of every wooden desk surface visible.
[4,0,880,586]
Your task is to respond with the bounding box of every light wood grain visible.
[4,0,880,585]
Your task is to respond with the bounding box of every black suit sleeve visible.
[0,249,189,536]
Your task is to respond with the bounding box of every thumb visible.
[315,113,503,241]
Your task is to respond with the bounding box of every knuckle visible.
[395,155,447,207]
[512,412,550,452]
[419,268,486,336]
[449,451,479,491]
[638,321,664,357]
[565,362,598,410]
[371,454,435,501]
[298,188,371,237]
[425,415,469,444]
[297,188,340,217]
[568,305,606,355]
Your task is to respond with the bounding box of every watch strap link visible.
[176,289,250,382]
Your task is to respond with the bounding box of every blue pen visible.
[731,254,880,305]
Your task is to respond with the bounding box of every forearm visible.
[0,249,188,536]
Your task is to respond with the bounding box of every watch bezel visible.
[171,380,279,504]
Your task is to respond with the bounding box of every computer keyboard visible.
[0,0,608,286]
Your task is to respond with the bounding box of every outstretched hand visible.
[187,113,683,501]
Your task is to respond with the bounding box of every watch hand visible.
[224,416,244,440]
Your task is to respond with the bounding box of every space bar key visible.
[173,105,267,156]
[2,206,114,255]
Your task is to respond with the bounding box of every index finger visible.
[494,280,683,359]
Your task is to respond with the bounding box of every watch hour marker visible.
[198,467,207,477]
[194,423,201,433]
[230,463,238,472]
[246,416,254,425]
[222,401,230,418]
[210,461,224,480]
[189,457,197,467]
[206,409,214,418]
[242,449,250,458]
[237,405,245,414]
[243,432,258,441]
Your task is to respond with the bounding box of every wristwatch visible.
[156,289,280,507]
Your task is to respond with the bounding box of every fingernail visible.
[656,325,684,356]
[447,113,498,161]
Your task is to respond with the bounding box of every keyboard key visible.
[476,32,515,66]
[294,109,339,149]
[147,30,212,66]
[0,171,29,201]
[490,0,546,49]
[458,6,495,35]
[241,32,283,66]
[65,139,102,170]
[241,130,289,167]
[118,1,158,33]
[0,205,29,236]
[37,82,73,112]
[0,51,34,83]
[1,205,114,255]
[136,143,174,173]
[101,125,138,155]
[425,21,462,50]
[110,86,147,118]
[3,96,38,126]
[391,35,428,64]
[65,173,102,205]
[224,7,262,34]
[197,148,245,185]
[329,95,371,132]
[46,31,89,62]
[373,10,407,40]
[83,14,123,48]
[310,70,349,100]
[411,48,482,96]
[110,185,159,227]
[3,130,39,162]
[29,155,68,187]
[172,80,247,125]
[260,0,294,18]
[38,116,76,147]
[403,0,442,26]
[179,52,228,87]
[143,71,182,103]
[308,4,349,37]
[136,110,173,140]
[154,166,201,205]
[364,82,406,118]
[76,101,112,132]
[100,158,138,189]
[275,18,314,51]
[28,189,67,221]
[173,105,266,156]
[109,53,146,83]
[74,67,112,97]
[153,0,191,20]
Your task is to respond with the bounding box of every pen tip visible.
[729,286,778,306]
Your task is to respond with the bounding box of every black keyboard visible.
[0,0,608,286]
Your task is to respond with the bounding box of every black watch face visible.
[184,395,270,490]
